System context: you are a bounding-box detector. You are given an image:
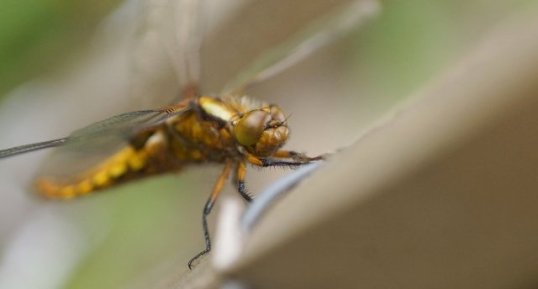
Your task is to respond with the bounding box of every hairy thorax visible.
[167,111,237,163]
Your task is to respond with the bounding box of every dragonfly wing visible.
[0,139,67,159]
[69,109,175,139]
[34,134,129,187]
[225,1,380,94]
[130,0,204,108]
[157,0,205,93]
[32,103,190,189]
[201,0,380,94]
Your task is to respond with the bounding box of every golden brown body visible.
[35,95,304,199]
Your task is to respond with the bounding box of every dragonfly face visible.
[231,104,289,156]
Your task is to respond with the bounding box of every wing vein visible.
[0,138,68,159]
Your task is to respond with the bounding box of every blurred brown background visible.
[0,0,536,289]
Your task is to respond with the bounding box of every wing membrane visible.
[0,104,188,189]
[34,105,188,179]
[128,0,204,107]
[0,108,183,157]
[69,110,172,139]
[223,0,379,94]
[201,0,380,94]
[164,0,204,89]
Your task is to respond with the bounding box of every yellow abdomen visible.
[35,146,149,199]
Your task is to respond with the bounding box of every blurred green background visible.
[0,0,122,96]
[0,1,537,289]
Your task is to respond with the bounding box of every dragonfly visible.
[0,0,374,269]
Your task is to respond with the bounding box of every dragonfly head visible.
[232,105,289,156]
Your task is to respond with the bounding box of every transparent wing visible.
[200,0,380,94]
[29,104,189,185]
[0,139,67,159]
[130,0,204,107]
[0,109,171,159]
[69,109,176,139]
[158,0,205,96]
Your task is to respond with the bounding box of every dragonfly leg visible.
[246,152,322,168]
[233,161,253,202]
[273,150,325,162]
[188,161,233,270]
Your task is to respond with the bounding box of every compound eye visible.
[234,110,268,146]
[269,105,285,123]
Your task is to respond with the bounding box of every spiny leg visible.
[245,151,323,168]
[273,150,325,162]
[188,161,233,269]
[234,161,252,202]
